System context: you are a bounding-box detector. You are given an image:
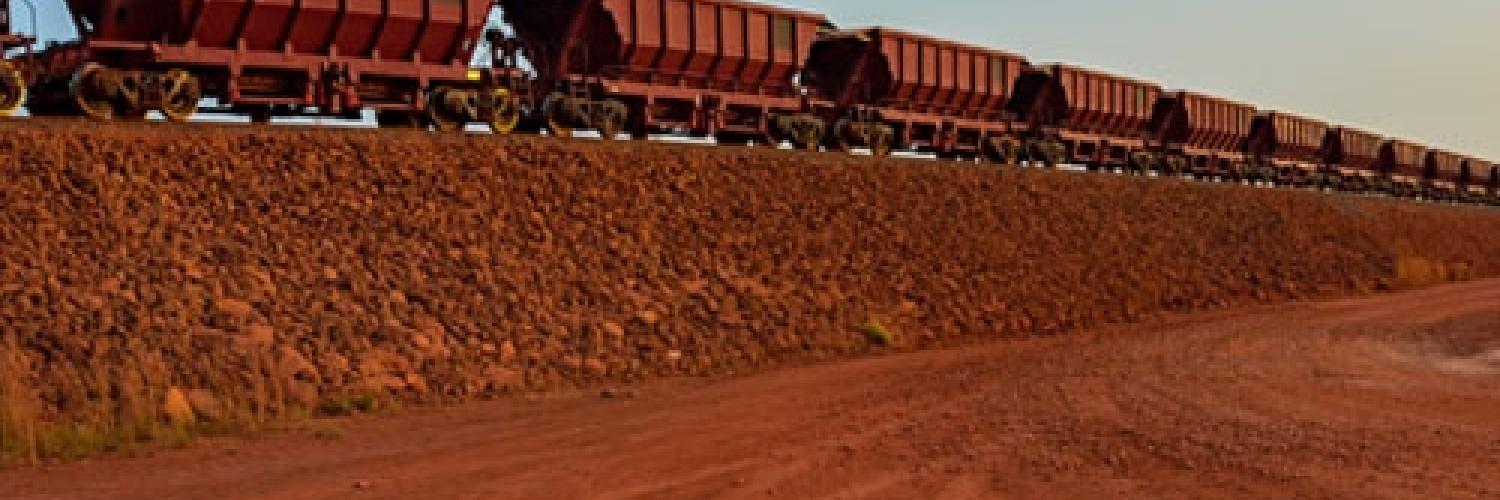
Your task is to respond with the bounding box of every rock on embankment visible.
[0,122,1496,458]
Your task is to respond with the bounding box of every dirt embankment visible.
[5,278,1500,500]
[0,122,1497,462]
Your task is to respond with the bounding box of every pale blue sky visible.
[11,0,1498,158]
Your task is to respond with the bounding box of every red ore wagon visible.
[1039,64,1162,168]
[1459,156,1494,198]
[1245,111,1332,185]
[1147,91,1257,178]
[1378,139,1426,179]
[13,0,513,128]
[1422,149,1464,200]
[1326,127,1381,174]
[1375,139,1426,197]
[802,26,1028,158]
[499,0,831,144]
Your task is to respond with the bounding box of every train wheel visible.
[70,64,119,120]
[792,127,821,151]
[428,112,461,132]
[869,135,892,157]
[1173,156,1192,176]
[426,87,463,132]
[982,137,1018,165]
[596,118,619,140]
[832,120,856,153]
[784,117,823,151]
[0,62,24,116]
[159,69,201,122]
[486,88,521,135]
[542,94,574,139]
[1025,139,1063,168]
[595,111,622,141]
[545,117,574,138]
[592,100,628,141]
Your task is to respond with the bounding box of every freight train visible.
[0,0,1494,205]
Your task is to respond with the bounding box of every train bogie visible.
[0,1,1492,205]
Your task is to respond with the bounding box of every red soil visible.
[4,278,1498,499]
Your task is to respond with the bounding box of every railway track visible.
[3,114,1491,210]
[1,1,1494,206]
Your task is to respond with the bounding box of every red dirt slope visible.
[0,121,1496,462]
[4,278,1499,499]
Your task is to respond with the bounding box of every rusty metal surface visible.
[1461,157,1492,185]
[502,0,827,96]
[1152,91,1255,154]
[1424,150,1464,181]
[1380,139,1427,176]
[68,0,488,65]
[803,27,1025,120]
[1048,64,1160,139]
[1246,112,1329,164]
[1329,127,1383,172]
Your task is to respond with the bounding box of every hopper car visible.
[1245,111,1332,187]
[1038,64,1162,172]
[0,0,1493,206]
[1460,157,1495,202]
[497,0,830,145]
[0,0,522,127]
[800,26,1031,160]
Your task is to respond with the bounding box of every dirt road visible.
[5,279,1500,499]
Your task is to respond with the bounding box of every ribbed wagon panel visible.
[1462,158,1492,185]
[63,0,487,62]
[374,1,421,59]
[1380,140,1427,177]
[658,0,694,73]
[711,6,747,84]
[285,0,340,54]
[417,1,481,63]
[332,2,382,56]
[1177,92,1254,153]
[1424,150,1463,181]
[504,0,826,95]
[952,50,973,109]
[973,55,1020,112]
[686,2,718,76]
[1332,128,1382,172]
[238,0,294,51]
[803,27,1024,120]
[1253,112,1330,164]
[1050,65,1161,139]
